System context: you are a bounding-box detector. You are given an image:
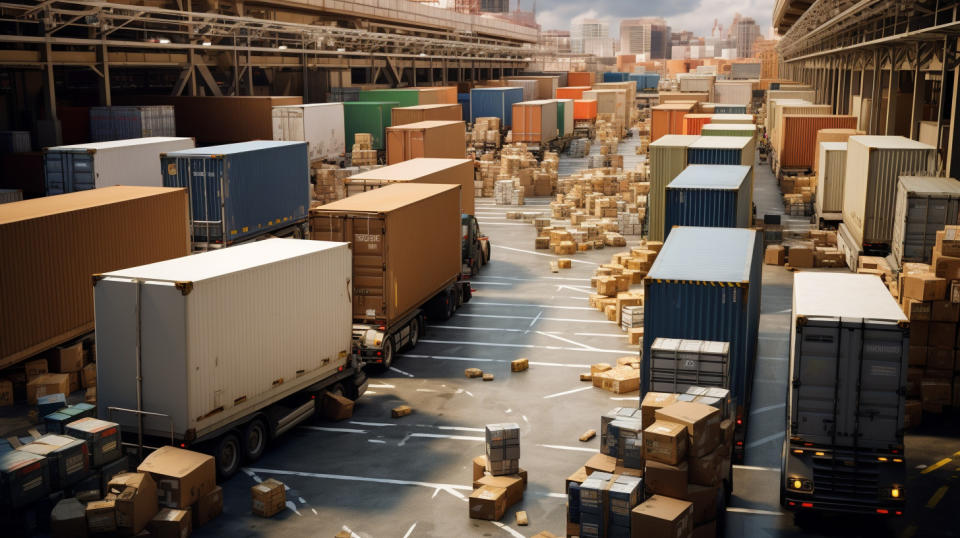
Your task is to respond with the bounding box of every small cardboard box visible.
[322,391,354,421]
[81,363,97,388]
[788,247,814,268]
[910,320,929,344]
[927,348,953,371]
[149,507,192,538]
[137,446,216,509]
[251,478,286,518]
[475,474,524,507]
[640,392,678,426]
[629,495,693,538]
[902,300,931,321]
[931,300,960,322]
[902,273,947,301]
[643,421,688,466]
[109,472,159,535]
[51,498,87,538]
[644,460,688,498]
[0,379,13,407]
[473,455,488,481]
[26,373,70,404]
[764,245,785,265]
[193,485,223,527]
[584,453,618,474]
[86,499,117,534]
[469,485,507,521]
[682,484,720,525]
[655,402,721,458]
[24,358,48,380]
[52,343,84,373]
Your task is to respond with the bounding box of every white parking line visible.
[350,421,396,427]
[436,426,485,432]
[469,281,511,286]
[726,507,784,516]
[368,384,396,389]
[575,333,629,338]
[750,403,786,416]
[398,433,483,445]
[301,426,367,434]
[537,443,598,453]
[536,331,595,350]
[401,353,590,369]
[429,325,524,332]
[417,339,634,354]
[469,301,595,311]
[456,313,610,324]
[403,522,418,538]
[543,386,593,399]
[472,275,588,282]
[494,245,599,265]
[389,366,415,378]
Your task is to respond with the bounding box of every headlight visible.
[890,486,902,499]
[788,477,814,492]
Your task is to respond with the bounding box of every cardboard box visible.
[927,348,954,371]
[682,484,720,525]
[86,499,117,534]
[473,455,489,481]
[934,254,960,280]
[902,273,947,301]
[52,342,84,373]
[910,320,929,345]
[908,346,927,368]
[931,300,960,322]
[689,445,724,486]
[655,402,721,458]
[0,378,12,406]
[595,366,640,394]
[149,508,192,538]
[193,485,223,527]
[24,358,49,380]
[85,386,96,404]
[566,466,589,493]
[26,373,70,404]
[108,472,159,535]
[51,498,88,538]
[137,446,216,509]
[928,322,956,349]
[584,453,618,474]
[788,247,814,268]
[643,421,688,465]
[322,391,354,421]
[476,474,524,507]
[81,363,97,388]
[764,245,785,265]
[641,392,678,426]
[251,478,286,518]
[469,485,507,520]
[720,419,734,449]
[629,495,693,538]
[903,300,931,321]
[644,460,688,498]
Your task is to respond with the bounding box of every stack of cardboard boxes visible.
[494,179,525,206]
[2,338,96,409]
[780,174,817,216]
[469,423,527,521]
[765,230,844,269]
[589,357,641,395]
[350,133,377,166]
[587,242,662,341]
[470,117,502,150]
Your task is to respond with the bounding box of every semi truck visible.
[309,183,471,368]
[93,239,367,478]
[782,273,908,516]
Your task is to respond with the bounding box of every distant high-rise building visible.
[571,19,614,57]
[619,18,669,59]
[540,29,571,54]
[480,0,509,13]
[736,17,760,58]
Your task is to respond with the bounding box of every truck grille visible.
[811,456,880,504]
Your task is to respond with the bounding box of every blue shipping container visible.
[664,165,753,238]
[470,87,524,128]
[687,136,756,210]
[629,73,660,91]
[643,227,762,425]
[458,93,471,123]
[161,141,309,246]
[603,72,630,83]
[714,105,747,114]
[89,106,176,142]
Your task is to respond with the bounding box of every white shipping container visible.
[94,239,352,440]
[843,136,937,248]
[272,103,345,163]
[505,80,537,101]
[713,81,753,106]
[43,137,196,194]
[678,75,714,94]
[891,175,960,266]
[815,142,847,216]
[557,98,574,137]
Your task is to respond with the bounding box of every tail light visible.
[801,502,813,508]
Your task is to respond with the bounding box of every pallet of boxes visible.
[469,423,528,522]
[350,133,377,166]
[778,230,845,269]
[898,226,960,424]
[564,389,733,538]
[588,242,662,344]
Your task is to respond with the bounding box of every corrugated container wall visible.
[470,87,524,128]
[812,129,863,174]
[591,82,635,127]
[457,94,470,123]
[891,175,960,266]
[647,135,700,241]
[679,75,714,95]
[511,101,558,144]
[567,72,595,86]
[683,114,713,136]
[701,123,756,142]
[557,87,591,100]
[390,104,462,126]
[271,103,345,163]
[0,131,30,153]
[385,120,466,165]
[603,72,630,83]
[771,104,832,153]
[94,239,352,440]
[506,77,556,100]
[329,87,360,102]
[815,142,847,216]
[343,101,398,150]
[505,80,537,101]
[556,99,574,137]
[730,63,762,79]
[687,136,755,210]
[345,158,475,214]
[777,115,858,169]
[651,103,695,142]
[308,184,461,325]
[842,136,937,248]
[0,186,190,369]
[713,81,753,106]
[583,90,626,128]
[713,105,748,114]
[764,98,812,139]
[359,89,420,107]
[161,141,309,246]
[90,106,176,142]
[664,165,753,238]
[643,227,763,418]
[660,92,710,105]
[44,137,196,194]
[573,100,598,120]
[789,273,909,449]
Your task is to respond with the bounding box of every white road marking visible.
[399,433,484,446]
[522,415,529,423]
[536,330,595,350]
[547,493,568,499]
[403,522,418,538]
[416,388,438,392]
[432,488,441,499]
[368,439,387,444]
[286,501,302,516]
[389,366,415,378]
[472,275,588,282]
[537,443,599,453]
[401,353,590,369]
[429,326,524,332]
[726,507,784,516]
[311,508,318,515]
[469,301,595,310]
[301,426,367,434]
[505,408,512,413]
[417,339,634,354]
[350,421,396,427]
[494,244,598,265]
[298,497,306,504]
[610,396,638,401]
[492,521,527,538]
[556,284,594,295]
[471,222,531,227]
[340,525,361,538]
[436,426,485,432]
[456,313,609,324]
[544,386,593,399]
[470,281,511,286]
[750,402,786,416]
[368,383,396,389]
[733,465,779,472]
[241,468,263,483]
[576,332,629,338]
[746,431,785,449]
[529,310,543,328]
[758,355,788,362]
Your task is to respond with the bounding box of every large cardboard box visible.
[81,363,97,388]
[108,472,159,534]
[321,391,355,421]
[26,373,70,404]
[24,358,48,380]
[51,498,88,538]
[641,392,678,426]
[469,485,507,520]
[630,495,693,538]
[764,245,785,265]
[788,246,814,268]
[149,507,192,538]
[475,474,524,507]
[644,460,688,498]
[52,342,84,373]
[928,322,955,349]
[643,421,688,465]
[251,478,286,518]
[655,402,721,458]
[902,273,947,301]
[193,485,223,527]
[137,446,216,509]
[86,499,117,534]
[682,484,720,525]
[584,453,618,474]
[689,445,725,486]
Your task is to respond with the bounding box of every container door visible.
[386,130,404,165]
[409,130,425,161]
[44,151,68,194]
[791,319,843,445]
[849,320,907,448]
[46,152,95,193]
[350,217,387,322]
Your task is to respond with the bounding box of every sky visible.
[529,0,776,38]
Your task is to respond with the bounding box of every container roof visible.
[472,87,522,92]
[649,135,700,148]
[104,238,344,283]
[667,165,751,190]
[0,186,180,225]
[162,140,304,156]
[899,175,960,195]
[311,182,459,213]
[394,104,459,110]
[273,103,342,109]
[647,227,758,283]
[653,103,697,110]
[47,137,193,151]
[343,101,399,106]
[702,124,756,132]
[793,273,906,321]
[515,100,557,106]
[820,142,847,151]
[710,114,754,122]
[689,136,752,149]
[348,158,472,181]
[386,120,463,130]
[849,135,935,150]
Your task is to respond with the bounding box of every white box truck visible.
[272,103,345,164]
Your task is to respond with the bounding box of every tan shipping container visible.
[777,115,858,169]
[0,186,190,369]
[511,100,559,144]
[648,135,700,241]
[771,103,830,152]
[659,92,710,106]
[391,104,463,126]
[346,158,475,215]
[308,183,462,325]
[812,128,863,174]
[385,120,466,165]
[815,142,847,216]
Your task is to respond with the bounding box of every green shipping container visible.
[359,90,421,108]
[343,101,399,151]
[700,123,757,142]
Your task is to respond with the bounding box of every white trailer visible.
[272,103,346,163]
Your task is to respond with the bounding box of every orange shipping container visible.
[683,114,714,135]
[392,104,462,126]
[778,115,858,169]
[0,186,190,369]
[385,120,466,165]
[568,72,595,87]
[512,100,559,144]
[813,128,864,174]
[421,86,458,104]
[346,158,475,215]
[574,99,598,120]
[557,86,592,100]
[651,103,695,142]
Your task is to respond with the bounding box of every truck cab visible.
[462,214,490,277]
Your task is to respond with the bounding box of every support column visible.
[885,64,898,135]
[910,45,924,139]
[98,41,111,106]
[43,41,57,120]
[946,45,960,178]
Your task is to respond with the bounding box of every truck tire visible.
[406,318,420,350]
[243,418,269,462]
[215,433,242,479]
[382,338,395,369]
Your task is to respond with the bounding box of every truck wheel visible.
[407,318,420,350]
[243,418,269,462]
[382,338,395,369]
[215,433,242,479]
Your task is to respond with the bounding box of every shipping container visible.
[628,73,660,92]
[918,120,949,151]
[567,72,595,87]
[603,72,630,83]
[470,87,524,128]
[682,114,713,136]
[710,114,755,125]
[420,86,458,105]
[511,100,559,144]
[343,101,399,150]
[506,77,556,100]
[118,96,302,145]
[90,106,176,142]
[385,120,466,165]
[308,183,461,326]
[687,136,756,219]
[94,239,352,441]
[591,82,635,127]
[648,135,700,241]
[659,92,710,105]
[505,80,537,101]
[161,141,309,248]
[583,90,625,123]
[0,131,31,153]
[764,98,813,140]
[44,137,196,195]
[843,136,937,249]
[458,93,470,123]
[678,75,714,94]
[0,186,189,369]
[648,339,730,394]
[643,226,762,459]
[815,142,847,217]
[0,189,22,204]
[329,87,360,102]
[573,99,598,121]
[713,105,748,114]
[651,103,695,142]
[701,123,757,141]
[359,89,421,107]
[345,158,474,214]
[713,81,753,105]
[777,115,858,169]
[784,272,908,514]
[891,175,960,266]
[771,105,834,156]
[730,63,762,79]
[556,86,591,100]
[812,128,863,174]
[272,103,345,163]
[556,99,574,137]
[0,151,44,198]
[664,164,752,238]
[391,104,462,126]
